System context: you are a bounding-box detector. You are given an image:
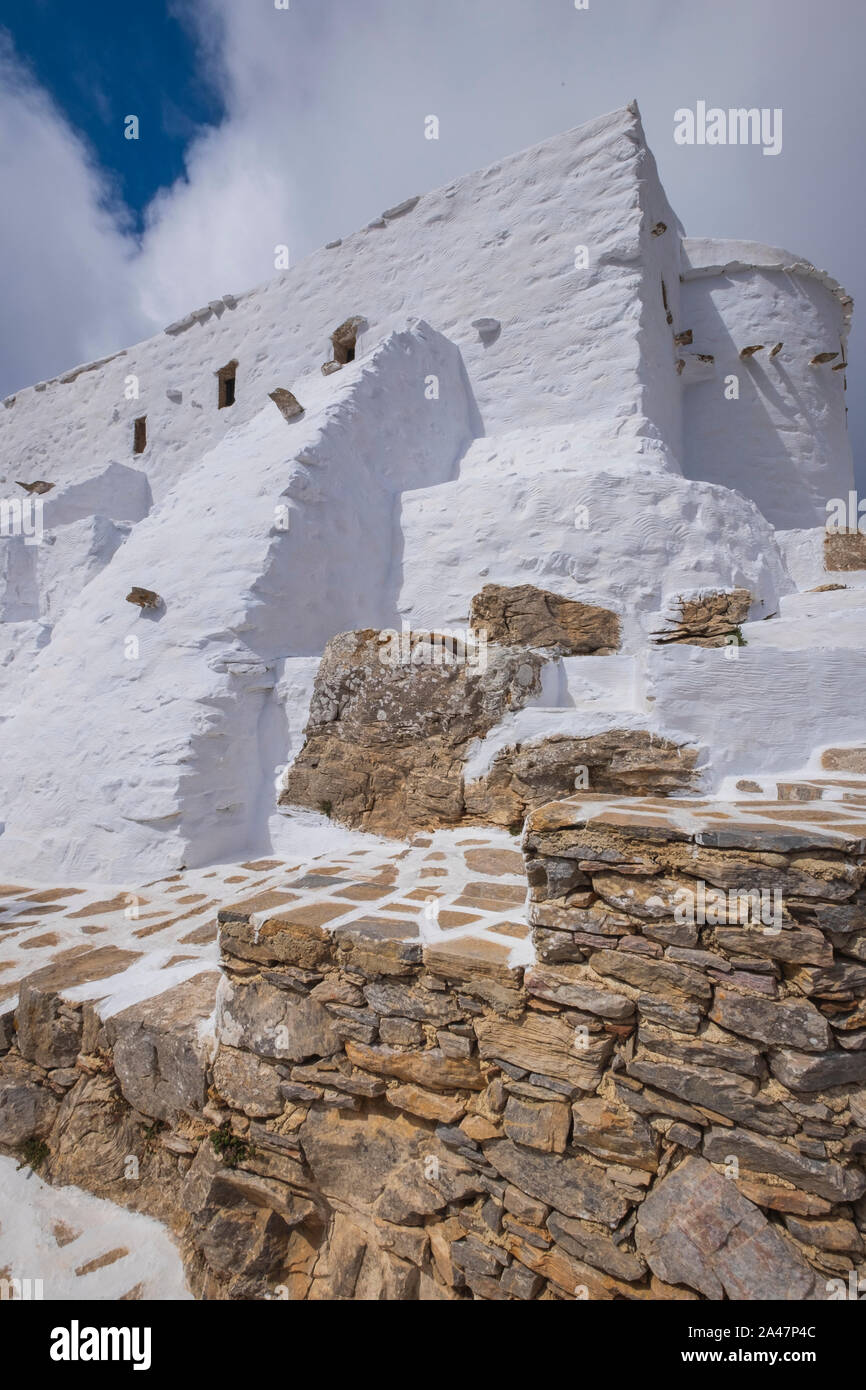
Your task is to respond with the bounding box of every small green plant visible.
[18,1139,49,1172]
[209,1124,252,1170]
[141,1118,166,1148]
[319,800,333,820]
[729,626,748,647]
[508,821,523,836]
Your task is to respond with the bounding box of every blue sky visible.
[0,0,863,486]
[3,0,223,218]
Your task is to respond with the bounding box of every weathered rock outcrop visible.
[279,627,548,833]
[469,584,620,655]
[465,731,698,825]
[825,530,866,572]
[280,627,696,835]
[650,588,752,646]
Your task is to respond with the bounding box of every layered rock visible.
[465,731,698,826]
[650,588,752,647]
[279,627,548,833]
[519,792,866,1295]
[280,625,696,835]
[469,584,620,655]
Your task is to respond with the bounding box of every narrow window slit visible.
[330,317,365,367]
[217,360,238,409]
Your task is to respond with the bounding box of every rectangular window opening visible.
[331,318,364,366]
[217,360,238,409]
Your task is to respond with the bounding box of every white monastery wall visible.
[680,239,854,528]
[398,438,792,646]
[0,103,859,884]
[646,641,866,787]
[0,325,473,881]
[0,103,677,508]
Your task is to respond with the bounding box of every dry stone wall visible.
[520,793,866,1296]
[3,792,865,1299]
[194,797,866,1299]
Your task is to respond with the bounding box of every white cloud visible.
[0,34,151,395]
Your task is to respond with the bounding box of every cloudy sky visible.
[1,0,863,481]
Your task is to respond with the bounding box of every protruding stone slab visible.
[268,388,304,421]
[769,1048,866,1092]
[423,935,521,989]
[475,1011,611,1090]
[626,1058,789,1136]
[546,1210,647,1282]
[482,1138,632,1226]
[635,1156,821,1300]
[703,1127,866,1204]
[363,979,464,1025]
[650,589,752,647]
[709,988,832,1053]
[107,971,219,1122]
[469,583,620,655]
[524,964,635,1019]
[590,950,712,1002]
[385,1083,467,1124]
[216,975,341,1064]
[344,1040,484,1092]
[333,918,423,976]
[17,947,142,1069]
